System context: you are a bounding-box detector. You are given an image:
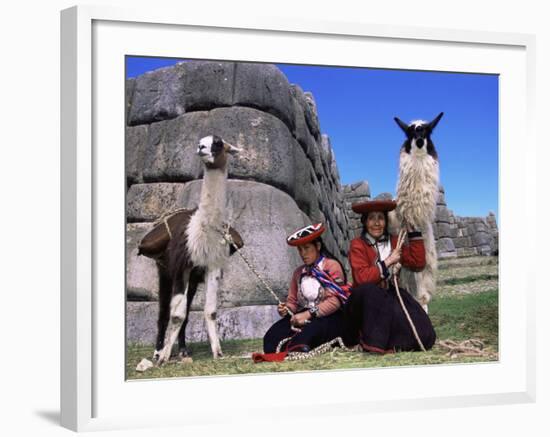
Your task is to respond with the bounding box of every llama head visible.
[197,135,241,169]
[394,112,443,159]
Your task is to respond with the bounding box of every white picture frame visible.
[60,5,536,432]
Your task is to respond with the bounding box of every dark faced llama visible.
[138,135,242,365]
[389,112,443,312]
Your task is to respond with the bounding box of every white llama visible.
[389,113,443,312]
[139,135,241,365]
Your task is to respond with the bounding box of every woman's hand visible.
[277,303,289,317]
[385,248,402,266]
[290,312,311,328]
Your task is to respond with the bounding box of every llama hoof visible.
[155,349,171,366]
[178,347,192,358]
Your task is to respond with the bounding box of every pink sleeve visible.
[317,259,343,317]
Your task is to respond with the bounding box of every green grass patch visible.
[440,274,499,286]
[429,289,499,346]
[127,289,499,380]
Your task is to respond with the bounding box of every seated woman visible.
[263,223,348,354]
[343,199,436,353]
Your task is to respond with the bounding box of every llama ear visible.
[224,141,242,155]
[394,117,409,134]
[429,112,444,131]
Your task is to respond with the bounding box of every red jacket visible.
[348,232,426,287]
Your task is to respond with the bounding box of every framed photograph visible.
[61,5,536,432]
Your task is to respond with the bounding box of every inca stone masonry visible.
[125,61,498,343]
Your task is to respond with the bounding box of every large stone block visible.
[181,61,235,111]
[126,183,187,222]
[435,222,452,238]
[128,64,186,126]
[291,84,321,140]
[126,223,159,301]
[293,145,321,219]
[436,237,456,253]
[203,107,297,195]
[436,205,452,223]
[126,124,149,185]
[141,112,208,182]
[127,302,280,344]
[126,78,136,121]
[471,231,490,247]
[138,107,298,193]
[453,236,472,249]
[233,63,295,133]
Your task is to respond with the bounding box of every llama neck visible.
[198,167,227,225]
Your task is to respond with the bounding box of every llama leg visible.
[177,268,202,358]
[415,225,437,312]
[156,270,190,366]
[153,266,172,361]
[204,267,223,358]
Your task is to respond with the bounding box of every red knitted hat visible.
[287,223,325,246]
[351,199,396,214]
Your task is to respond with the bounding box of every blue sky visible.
[127,57,498,219]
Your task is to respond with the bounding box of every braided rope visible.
[392,229,427,352]
[438,339,496,359]
[219,225,295,317]
[276,336,360,360]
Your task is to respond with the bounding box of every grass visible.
[127,285,499,380]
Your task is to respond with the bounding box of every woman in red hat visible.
[262,223,348,354]
[343,199,436,353]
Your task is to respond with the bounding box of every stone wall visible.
[342,183,499,259]
[126,61,498,344]
[126,61,351,343]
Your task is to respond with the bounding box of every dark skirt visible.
[342,283,436,353]
[263,310,344,354]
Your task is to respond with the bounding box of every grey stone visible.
[203,107,297,196]
[233,63,295,133]
[291,84,321,140]
[126,183,187,222]
[374,192,393,201]
[126,124,149,185]
[141,112,208,182]
[436,237,456,253]
[349,181,371,198]
[453,236,471,249]
[126,223,159,301]
[479,245,492,256]
[127,302,280,344]
[128,64,186,126]
[435,222,452,238]
[293,146,321,219]
[320,134,334,167]
[182,61,235,111]
[471,231,490,247]
[436,205,452,223]
[126,78,136,121]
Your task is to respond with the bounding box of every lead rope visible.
[275,336,360,360]
[392,229,427,352]
[218,224,295,318]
